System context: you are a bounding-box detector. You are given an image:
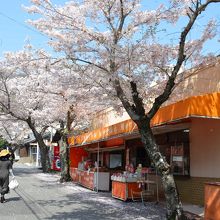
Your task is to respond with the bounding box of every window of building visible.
[157,130,190,176]
[109,151,123,169]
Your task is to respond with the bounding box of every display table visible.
[112,180,142,201]
[204,182,220,220]
[70,167,110,191]
[112,177,159,202]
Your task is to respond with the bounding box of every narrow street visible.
[0,163,166,220]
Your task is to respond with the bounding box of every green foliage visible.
[0,136,9,150]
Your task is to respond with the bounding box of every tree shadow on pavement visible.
[10,165,166,220]
[35,188,166,220]
[6,196,21,202]
[13,167,42,177]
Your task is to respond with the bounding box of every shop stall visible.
[112,180,141,201]
[69,127,190,203]
[69,138,125,191]
[111,166,159,202]
[70,167,110,191]
[69,153,111,191]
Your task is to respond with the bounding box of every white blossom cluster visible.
[0,0,219,143]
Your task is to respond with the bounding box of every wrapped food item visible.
[84,159,93,170]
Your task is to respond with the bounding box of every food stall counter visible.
[111,175,141,201]
[112,180,142,201]
[70,167,110,191]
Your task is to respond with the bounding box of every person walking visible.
[5,146,15,165]
[0,149,15,203]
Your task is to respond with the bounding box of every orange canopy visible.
[68,92,220,146]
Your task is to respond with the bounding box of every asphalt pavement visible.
[0,163,166,220]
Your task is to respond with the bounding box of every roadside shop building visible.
[68,59,220,205]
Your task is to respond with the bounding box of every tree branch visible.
[68,56,109,73]
[147,0,220,119]
[113,78,140,120]
[130,81,146,118]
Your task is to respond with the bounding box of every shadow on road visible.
[9,164,166,220]
[36,188,165,220]
[6,196,22,202]
[13,163,44,177]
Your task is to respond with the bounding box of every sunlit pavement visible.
[0,163,166,220]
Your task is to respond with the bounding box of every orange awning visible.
[68,92,220,146]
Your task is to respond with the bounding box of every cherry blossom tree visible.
[0,45,111,175]
[39,57,113,180]
[59,77,112,183]
[0,46,69,172]
[54,73,111,182]
[26,0,220,218]
[0,116,29,145]
[0,116,31,157]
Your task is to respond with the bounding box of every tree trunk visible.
[26,117,51,173]
[39,143,50,173]
[59,113,72,183]
[138,122,184,220]
[59,135,71,182]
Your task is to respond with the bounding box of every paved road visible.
[0,163,166,220]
